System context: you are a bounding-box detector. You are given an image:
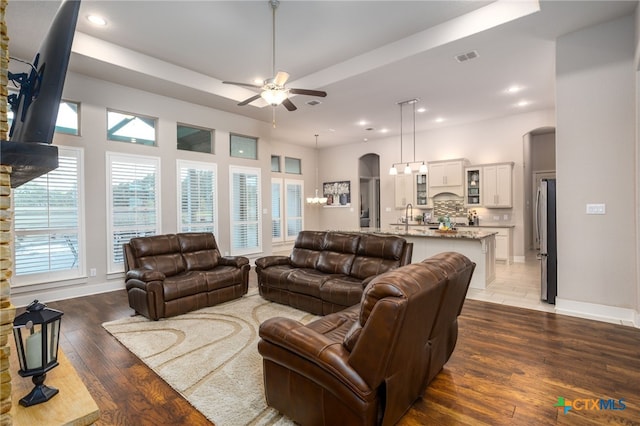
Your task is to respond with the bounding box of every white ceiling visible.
[5,0,638,147]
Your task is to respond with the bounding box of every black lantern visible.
[12,300,64,407]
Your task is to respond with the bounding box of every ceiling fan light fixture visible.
[261,88,288,106]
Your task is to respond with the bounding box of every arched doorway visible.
[358,154,380,228]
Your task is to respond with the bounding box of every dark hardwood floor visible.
[26,274,640,426]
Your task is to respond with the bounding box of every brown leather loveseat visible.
[123,232,250,320]
[258,252,475,425]
[255,231,413,315]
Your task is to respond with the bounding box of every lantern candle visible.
[26,330,43,369]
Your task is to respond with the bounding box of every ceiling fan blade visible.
[282,98,297,111]
[223,81,262,89]
[238,94,262,106]
[289,88,327,97]
[273,71,290,87]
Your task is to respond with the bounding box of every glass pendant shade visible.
[404,164,412,174]
[261,89,288,106]
[419,162,428,173]
[389,165,398,175]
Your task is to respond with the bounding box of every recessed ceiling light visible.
[253,78,263,85]
[87,14,107,26]
[507,85,523,94]
[380,128,389,133]
[357,120,368,126]
[435,117,445,123]
[417,107,427,113]
[516,100,530,107]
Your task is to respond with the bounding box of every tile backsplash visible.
[433,196,465,219]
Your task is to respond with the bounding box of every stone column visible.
[0,1,14,424]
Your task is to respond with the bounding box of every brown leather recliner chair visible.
[258,252,475,425]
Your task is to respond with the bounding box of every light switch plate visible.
[586,203,606,214]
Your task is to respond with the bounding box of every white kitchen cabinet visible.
[427,159,467,197]
[483,227,513,263]
[465,167,482,207]
[414,173,429,207]
[483,162,513,208]
[394,173,414,208]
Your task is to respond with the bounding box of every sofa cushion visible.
[258,265,296,290]
[287,269,334,298]
[316,232,359,275]
[162,271,207,301]
[350,234,406,279]
[178,232,221,270]
[290,231,326,269]
[130,234,186,277]
[320,276,365,307]
[201,266,245,291]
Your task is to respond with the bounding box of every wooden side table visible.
[9,341,100,426]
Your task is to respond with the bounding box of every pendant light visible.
[389,99,428,175]
[307,134,328,205]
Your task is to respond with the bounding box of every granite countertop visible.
[367,227,497,240]
[389,223,515,229]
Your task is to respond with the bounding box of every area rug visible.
[102,290,319,425]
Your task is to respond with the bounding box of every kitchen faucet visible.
[405,203,413,233]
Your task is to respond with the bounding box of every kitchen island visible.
[364,228,496,289]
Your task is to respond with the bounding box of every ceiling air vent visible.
[306,100,322,106]
[455,50,479,63]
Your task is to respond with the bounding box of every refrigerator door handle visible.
[534,186,541,246]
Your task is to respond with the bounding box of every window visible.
[55,101,80,135]
[12,147,84,285]
[6,93,79,137]
[177,160,217,234]
[230,133,258,159]
[177,124,213,154]
[284,157,302,174]
[107,153,160,272]
[107,110,157,146]
[285,179,304,240]
[230,166,261,255]
[271,155,281,172]
[271,178,303,242]
[271,178,283,242]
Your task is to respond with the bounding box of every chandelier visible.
[389,99,427,175]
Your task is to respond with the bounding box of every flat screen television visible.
[1,0,80,187]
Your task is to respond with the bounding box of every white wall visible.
[556,15,637,321]
[317,109,555,258]
[11,72,321,305]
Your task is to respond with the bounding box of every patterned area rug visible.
[102,290,318,425]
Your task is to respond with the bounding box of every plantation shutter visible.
[271,178,283,242]
[107,153,160,272]
[13,147,83,284]
[177,160,217,234]
[285,179,303,241]
[230,166,261,255]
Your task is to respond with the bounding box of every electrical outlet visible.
[90,268,96,277]
[586,203,606,214]
[385,207,391,212]
[503,214,509,221]
[493,215,500,221]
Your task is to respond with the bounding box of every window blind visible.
[178,160,216,234]
[285,179,303,240]
[230,166,261,255]
[13,147,83,284]
[107,153,160,272]
[271,179,283,242]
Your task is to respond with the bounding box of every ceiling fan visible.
[222,0,327,112]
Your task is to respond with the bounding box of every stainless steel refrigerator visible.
[536,178,557,304]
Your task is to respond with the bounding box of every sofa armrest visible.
[219,256,250,268]
[126,267,165,283]
[259,317,370,394]
[255,255,291,269]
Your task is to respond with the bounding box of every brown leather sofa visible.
[123,232,250,320]
[255,231,413,315]
[258,252,475,426]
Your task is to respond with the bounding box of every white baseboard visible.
[10,280,125,308]
[555,298,639,328]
